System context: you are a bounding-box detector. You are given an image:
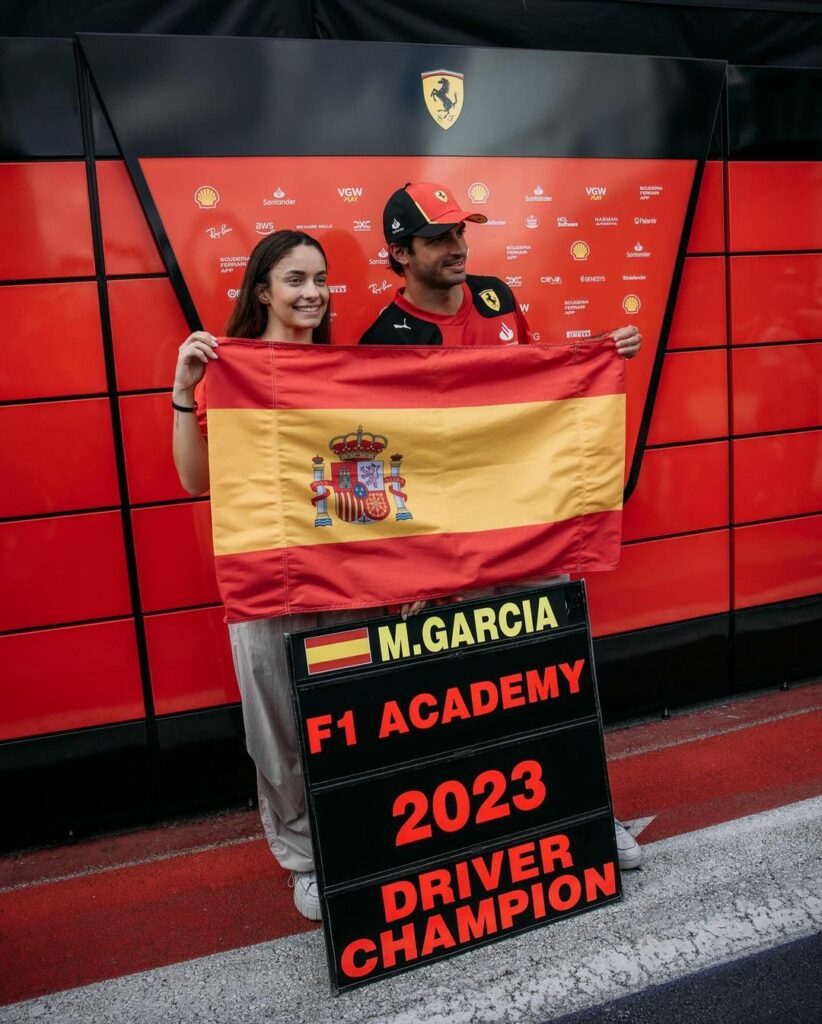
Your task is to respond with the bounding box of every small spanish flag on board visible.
[304,627,373,675]
[203,340,625,622]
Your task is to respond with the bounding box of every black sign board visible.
[286,581,621,992]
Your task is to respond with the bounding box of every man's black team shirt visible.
[358,275,531,347]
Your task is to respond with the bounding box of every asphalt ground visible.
[551,931,822,1024]
[1,681,820,1023]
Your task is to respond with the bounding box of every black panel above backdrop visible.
[728,65,822,160]
[0,38,82,158]
[79,35,724,160]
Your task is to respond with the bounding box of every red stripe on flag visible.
[306,651,373,676]
[206,339,624,411]
[214,509,621,621]
[304,627,369,650]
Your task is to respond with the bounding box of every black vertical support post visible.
[74,42,162,816]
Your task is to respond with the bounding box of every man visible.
[359,181,644,871]
[359,180,642,358]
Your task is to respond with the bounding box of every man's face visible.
[393,223,469,290]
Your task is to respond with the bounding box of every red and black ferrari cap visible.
[383,181,488,242]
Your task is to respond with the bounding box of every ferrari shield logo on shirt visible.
[421,70,464,129]
[480,288,501,311]
[310,427,413,526]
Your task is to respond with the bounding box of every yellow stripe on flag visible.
[208,395,624,557]
[305,636,372,667]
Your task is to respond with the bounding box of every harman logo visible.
[505,276,522,287]
[338,187,364,202]
[595,216,618,227]
[570,240,590,261]
[263,187,296,207]
[623,294,642,313]
[354,220,372,232]
[468,182,489,204]
[627,243,651,258]
[525,215,539,229]
[255,220,275,235]
[194,185,219,209]
[421,70,464,130]
[586,187,607,200]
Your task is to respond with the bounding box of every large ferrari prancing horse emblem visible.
[421,69,464,130]
[310,426,413,526]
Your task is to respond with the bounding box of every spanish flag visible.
[206,341,625,622]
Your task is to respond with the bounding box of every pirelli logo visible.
[305,627,373,675]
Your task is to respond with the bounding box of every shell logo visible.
[468,182,489,204]
[194,186,220,209]
[622,294,641,314]
[571,240,590,261]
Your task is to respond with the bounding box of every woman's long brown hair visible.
[225,230,331,343]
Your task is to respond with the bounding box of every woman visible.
[172,230,356,920]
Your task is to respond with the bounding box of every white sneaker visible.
[615,820,642,870]
[290,870,322,920]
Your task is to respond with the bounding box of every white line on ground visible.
[0,833,264,895]
[606,705,819,760]
[3,797,820,1024]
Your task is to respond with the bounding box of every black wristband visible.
[171,398,197,413]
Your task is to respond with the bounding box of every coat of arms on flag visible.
[310,426,413,526]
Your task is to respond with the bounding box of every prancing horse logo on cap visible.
[421,70,464,130]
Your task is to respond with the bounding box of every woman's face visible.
[259,244,329,336]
